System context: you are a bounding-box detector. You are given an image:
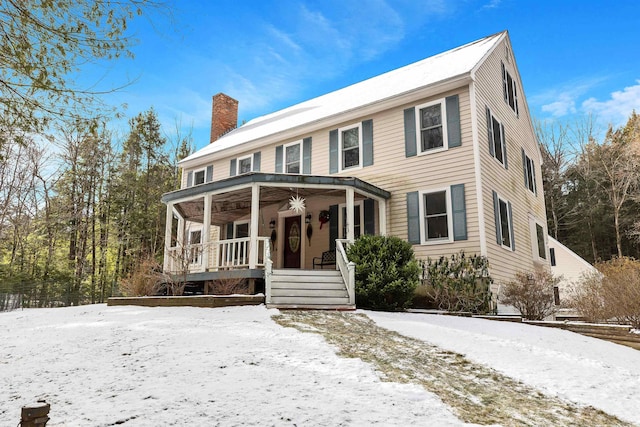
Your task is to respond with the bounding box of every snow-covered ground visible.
[1,305,639,426]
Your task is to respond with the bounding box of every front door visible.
[284,215,301,268]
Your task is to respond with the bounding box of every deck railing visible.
[166,237,270,273]
[336,239,355,305]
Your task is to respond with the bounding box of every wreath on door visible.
[318,210,330,229]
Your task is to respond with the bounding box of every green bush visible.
[418,251,494,314]
[346,235,420,311]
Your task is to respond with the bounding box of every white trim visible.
[415,98,448,155]
[282,140,303,174]
[192,167,206,186]
[338,200,364,240]
[276,208,306,269]
[233,220,250,238]
[470,82,487,256]
[337,122,363,172]
[237,154,253,175]
[418,187,453,245]
[495,192,513,251]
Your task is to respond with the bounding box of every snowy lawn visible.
[0,305,637,426]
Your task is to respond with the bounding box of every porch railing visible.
[336,239,355,305]
[166,237,270,273]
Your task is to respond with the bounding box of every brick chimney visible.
[210,93,239,143]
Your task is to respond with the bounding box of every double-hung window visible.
[416,99,447,153]
[284,142,301,174]
[493,192,513,250]
[238,155,252,175]
[522,150,536,194]
[502,62,519,115]
[339,123,362,171]
[487,108,506,166]
[339,201,364,240]
[193,168,206,186]
[419,188,452,244]
[535,223,546,260]
[529,217,547,261]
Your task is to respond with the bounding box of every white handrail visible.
[165,237,270,273]
[336,239,355,305]
[264,238,273,303]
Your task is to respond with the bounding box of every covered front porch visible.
[161,173,390,307]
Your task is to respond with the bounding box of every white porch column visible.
[346,188,355,242]
[249,183,260,268]
[202,194,212,271]
[163,202,174,272]
[378,198,387,235]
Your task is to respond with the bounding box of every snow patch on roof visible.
[182,32,505,165]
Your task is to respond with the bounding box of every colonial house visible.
[161,31,552,310]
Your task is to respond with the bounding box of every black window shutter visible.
[329,130,338,173]
[521,148,529,190]
[501,123,508,169]
[508,200,515,251]
[362,119,374,166]
[226,223,234,239]
[406,191,420,244]
[404,107,417,157]
[329,204,338,251]
[532,162,537,195]
[502,62,508,103]
[451,184,467,241]
[364,199,375,235]
[275,145,283,173]
[253,152,261,172]
[492,190,501,245]
[303,137,312,174]
[206,165,213,183]
[446,95,461,148]
[230,158,237,176]
[187,171,193,187]
[486,106,495,157]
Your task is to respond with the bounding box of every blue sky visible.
[93,0,640,151]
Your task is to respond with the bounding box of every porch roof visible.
[161,173,391,225]
[161,172,391,203]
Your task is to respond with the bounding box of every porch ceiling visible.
[165,173,391,224]
[176,185,366,225]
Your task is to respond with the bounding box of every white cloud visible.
[482,0,502,10]
[541,93,577,117]
[581,80,640,126]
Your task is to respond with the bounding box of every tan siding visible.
[189,86,482,263]
[474,38,549,285]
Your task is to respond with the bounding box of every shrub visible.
[570,257,640,328]
[346,235,420,311]
[120,257,169,296]
[500,267,560,320]
[418,252,494,314]
[210,277,249,295]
